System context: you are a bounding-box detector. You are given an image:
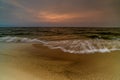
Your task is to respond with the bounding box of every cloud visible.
[0,0,120,27]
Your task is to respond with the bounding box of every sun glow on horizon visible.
[37,12,80,22]
[35,11,105,23]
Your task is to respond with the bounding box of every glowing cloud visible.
[36,11,105,23]
[37,12,78,22]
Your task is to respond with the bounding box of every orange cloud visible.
[36,11,105,23]
[37,12,80,22]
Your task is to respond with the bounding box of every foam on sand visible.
[45,39,120,54]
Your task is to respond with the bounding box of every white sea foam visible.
[45,39,120,54]
[0,36,120,54]
[0,36,45,43]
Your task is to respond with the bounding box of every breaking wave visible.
[0,36,44,43]
[0,36,120,54]
[45,40,120,54]
[47,39,120,54]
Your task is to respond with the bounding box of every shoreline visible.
[0,43,120,80]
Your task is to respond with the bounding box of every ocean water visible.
[0,27,120,54]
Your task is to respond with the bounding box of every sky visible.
[0,0,120,27]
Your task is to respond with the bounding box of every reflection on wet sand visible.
[0,43,120,80]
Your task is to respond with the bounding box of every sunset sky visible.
[0,0,120,27]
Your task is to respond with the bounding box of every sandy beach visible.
[0,43,120,80]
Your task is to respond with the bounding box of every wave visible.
[0,36,120,54]
[0,36,45,43]
[45,39,120,54]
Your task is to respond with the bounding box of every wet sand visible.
[0,43,120,80]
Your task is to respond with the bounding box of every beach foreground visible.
[0,43,120,80]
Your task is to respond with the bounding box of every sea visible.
[0,27,120,54]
